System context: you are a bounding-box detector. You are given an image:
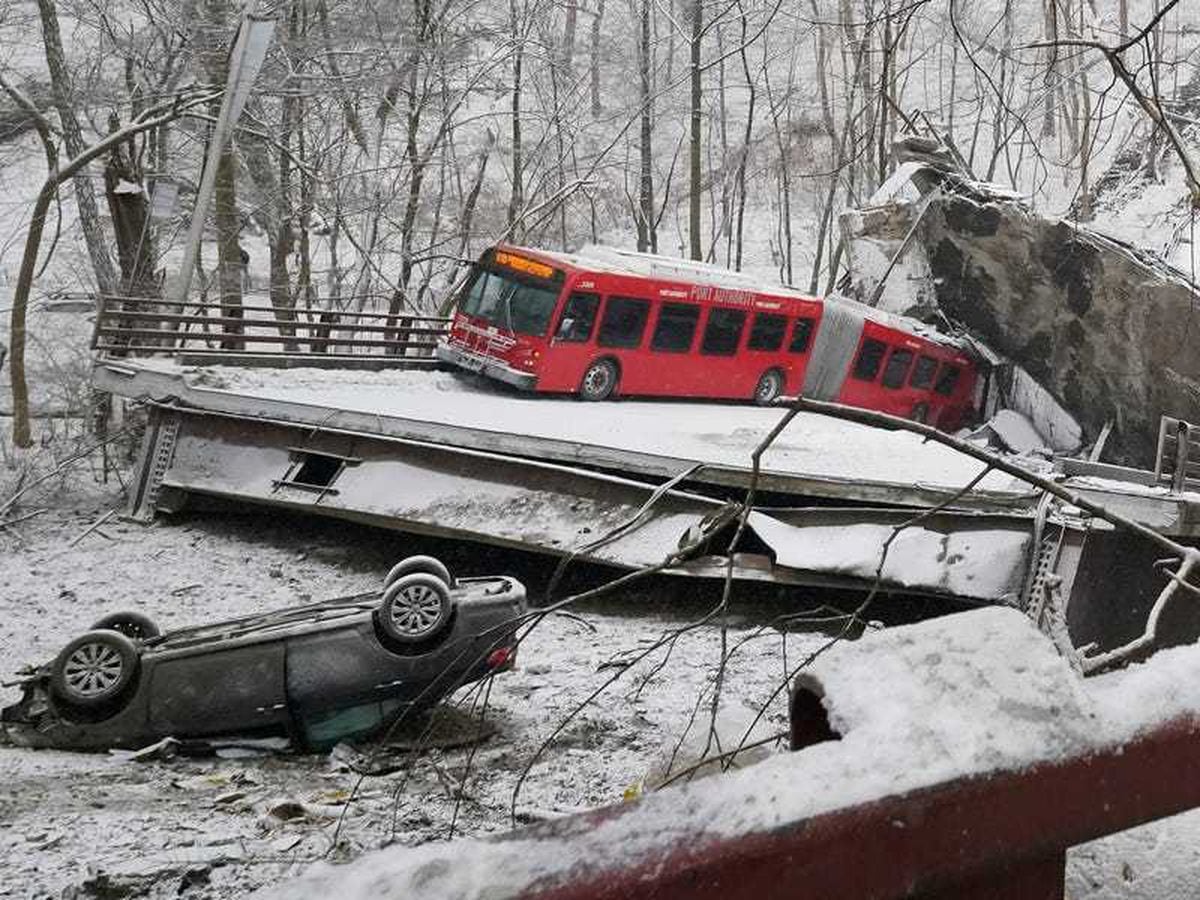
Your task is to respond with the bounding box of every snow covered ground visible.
[0,466,836,897]
[1,455,1199,898]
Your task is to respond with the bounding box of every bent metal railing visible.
[1155,416,1200,493]
[90,293,451,366]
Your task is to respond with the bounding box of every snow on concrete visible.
[750,512,1031,602]
[984,408,1051,455]
[248,608,1119,899]
[1089,642,1200,742]
[131,360,1030,495]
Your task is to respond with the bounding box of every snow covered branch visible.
[7,88,222,449]
[782,397,1200,673]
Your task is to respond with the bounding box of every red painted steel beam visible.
[518,717,1200,900]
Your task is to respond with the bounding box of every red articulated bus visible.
[437,244,980,430]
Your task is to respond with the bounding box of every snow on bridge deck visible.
[92,358,1200,605]
[96,359,1034,509]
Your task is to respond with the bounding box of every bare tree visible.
[33,0,118,296]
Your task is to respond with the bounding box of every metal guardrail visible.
[1155,416,1199,493]
[89,293,451,366]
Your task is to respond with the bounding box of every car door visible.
[148,642,289,737]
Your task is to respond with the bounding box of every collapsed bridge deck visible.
[92,359,1200,652]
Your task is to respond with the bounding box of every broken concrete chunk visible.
[841,157,1200,465]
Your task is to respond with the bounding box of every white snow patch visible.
[254,607,1115,900]
[749,512,1030,601]
[129,360,1031,496]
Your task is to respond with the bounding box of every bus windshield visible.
[459,268,561,337]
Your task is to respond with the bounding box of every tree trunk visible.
[688,0,702,260]
[197,0,243,348]
[213,147,243,348]
[734,10,756,272]
[9,97,212,446]
[590,0,604,116]
[637,0,656,253]
[35,0,117,295]
[440,131,495,316]
[563,0,577,71]
[508,1,525,234]
[102,131,156,299]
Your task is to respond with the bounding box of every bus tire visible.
[579,359,619,401]
[754,369,784,406]
[910,402,930,424]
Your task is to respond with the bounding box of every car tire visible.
[378,573,454,645]
[579,359,618,401]
[384,555,454,591]
[754,369,784,406]
[91,610,161,641]
[50,630,139,709]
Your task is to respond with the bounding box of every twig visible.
[70,509,115,547]
[0,508,45,528]
[781,398,1200,673]
[0,429,132,518]
[656,730,789,790]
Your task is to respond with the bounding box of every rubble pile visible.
[842,145,1200,466]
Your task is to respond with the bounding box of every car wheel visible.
[579,359,618,401]
[384,555,454,591]
[754,369,784,406]
[378,573,453,644]
[91,611,160,641]
[50,630,139,709]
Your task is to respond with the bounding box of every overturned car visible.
[2,557,526,751]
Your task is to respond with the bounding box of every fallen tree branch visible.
[0,429,132,519]
[781,397,1200,673]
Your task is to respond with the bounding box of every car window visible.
[881,349,914,390]
[852,338,887,381]
[747,313,787,351]
[789,317,815,353]
[701,308,747,356]
[597,296,651,348]
[910,355,938,390]
[556,292,600,342]
[934,364,962,396]
[651,303,700,352]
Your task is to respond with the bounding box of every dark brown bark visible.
[590,0,604,115]
[35,0,117,295]
[688,0,702,260]
[636,0,656,253]
[508,0,525,233]
[102,128,156,298]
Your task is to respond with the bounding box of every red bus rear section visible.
[436,244,979,430]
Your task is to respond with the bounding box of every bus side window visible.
[910,355,938,390]
[651,303,701,352]
[598,296,651,348]
[934,364,961,396]
[747,313,787,351]
[789,317,815,353]
[851,338,887,381]
[555,292,600,342]
[700,308,747,356]
[881,349,914,389]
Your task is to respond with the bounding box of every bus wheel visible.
[910,402,930,424]
[754,370,784,406]
[580,359,618,401]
